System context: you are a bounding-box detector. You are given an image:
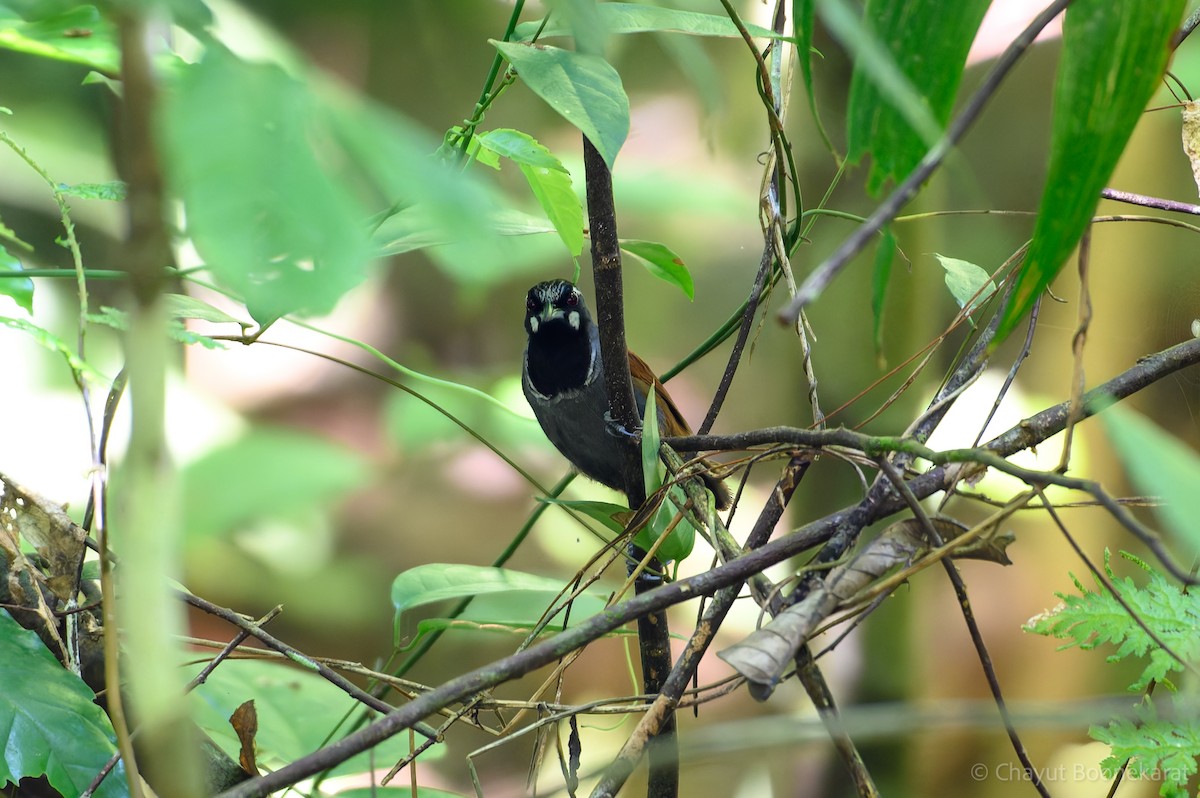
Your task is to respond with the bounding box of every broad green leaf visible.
[871,228,894,360]
[0,5,120,75]
[403,589,610,650]
[391,564,605,642]
[0,316,107,383]
[1102,404,1200,556]
[620,239,693,300]
[837,0,990,194]
[935,253,997,324]
[996,0,1186,344]
[515,3,787,41]
[56,180,125,201]
[0,245,33,312]
[392,564,576,615]
[180,427,368,541]
[161,47,371,325]
[188,659,440,777]
[492,41,629,169]
[0,610,126,798]
[477,129,583,257]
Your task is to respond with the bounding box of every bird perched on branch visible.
[521,279,730,510]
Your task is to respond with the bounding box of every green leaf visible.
[639,484,697,563]
[161,47,371,325]
[56,180,126,201]
[0,610,126,798]
[491,41,629,169]
[1101,404,1200,557]
[0,316,107,383]
[620,239,693,300]
[837,0,990,194]
[515,3,788,41]
[477,129,583,257]
[0,245,33,312]
[995,0,1186,344]
[641,385,662,501]
[537,498,631,536]
[180,427,369,541]
[391,564,605,643]
[935,253,996,325]
[392,564,574,615]
[0,5,120,75]
[188,659,440,777]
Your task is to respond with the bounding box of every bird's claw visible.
[603,411,640,440]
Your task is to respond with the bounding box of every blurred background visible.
[1,1,1199,795]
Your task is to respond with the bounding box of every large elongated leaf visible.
[0,610,126,798]
[996,0,1185,344]
[838,0,990,194]
[391,564,606,642]
[492,41,629,169]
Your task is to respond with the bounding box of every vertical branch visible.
[112,9,203,796]
[582,136,677,798]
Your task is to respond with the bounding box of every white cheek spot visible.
[529,316,539,333]
[568,311,580,330]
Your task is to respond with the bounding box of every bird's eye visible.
[565,291,579,307]
[526,295,539,313]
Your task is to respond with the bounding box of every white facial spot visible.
[529,316,539,333]
[568,311,580,330]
